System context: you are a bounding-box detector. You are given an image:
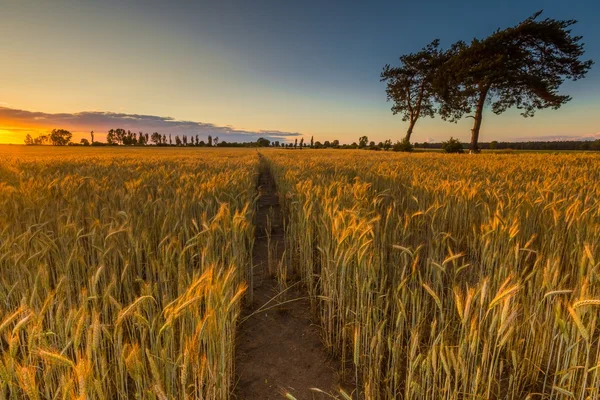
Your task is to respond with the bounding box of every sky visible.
[0,0,599,145]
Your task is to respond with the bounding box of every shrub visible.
[441,137,464,153]
[392,138,414,152]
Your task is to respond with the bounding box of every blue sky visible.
[0,0,598,144]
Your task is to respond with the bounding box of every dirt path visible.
[234,156,342,399]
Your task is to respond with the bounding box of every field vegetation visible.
[1,146,599,399]
[0,147,256,399]
[269,150,600,399]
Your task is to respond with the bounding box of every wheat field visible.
[1,147,599,399]
[0,147,256,399]
[268,150,600,399]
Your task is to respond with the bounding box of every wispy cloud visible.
[0,106,302,142]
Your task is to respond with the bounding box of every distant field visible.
[1,146,599,399]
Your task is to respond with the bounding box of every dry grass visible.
[268,149,600,399]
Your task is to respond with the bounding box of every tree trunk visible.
[470,84,490,153]
[404,121,415,142]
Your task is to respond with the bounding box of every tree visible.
[90,131,94,143]
[208,135,213,147]
[214,136,219,146]
[34,135,49,145]
[436,11,593,152]
[441,137,464,153]
[49,129,72,146]
[381,39,445,143]
[109,128,126,145]
[107,129,125,145]
[383,139,393,151]
[332,139,340,148]
[80,138,90,146]
[256,137,270,147]
[310,136,314,148]
[359,136,369,148]
[299,138,304,149]
[24,134,34,145]
[151,132,162,145]
[294,138,298,149]
[175,135,182,146]
[392,138,414,152]
[122,131,134,145]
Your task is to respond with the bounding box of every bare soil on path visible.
[234,156,343,399]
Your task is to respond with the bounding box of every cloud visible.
[0,106,302,142]
[509,132,600,142]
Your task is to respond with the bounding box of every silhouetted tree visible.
[175,135,182,146]
[80,138,90,146]
[208,135,213,147]
[441,137,465,153]
[50,129,72,146]
[34,135,49,145]
[381,39,445,143]
[359,136,369,148]
[256,137,270,147]
[90,131,94,143]
[151,132,161,145]
[436,11,593,152]
[310,136,314,148]
[299,138,304,149]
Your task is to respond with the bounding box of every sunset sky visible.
[1,0,599,145]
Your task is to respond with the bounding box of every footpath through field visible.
[235,155,342,399]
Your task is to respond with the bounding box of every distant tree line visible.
[25,130,278,148]
[381,11,593,152]
[415,140,600,151]
[24,129,600,153]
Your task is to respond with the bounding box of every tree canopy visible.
[49,129,72,146]
[435,11,593,152]
[382,11,592,151]
[381,39,446,142]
